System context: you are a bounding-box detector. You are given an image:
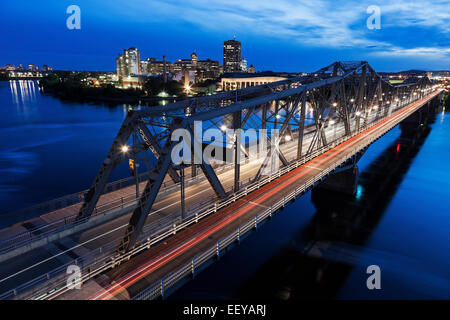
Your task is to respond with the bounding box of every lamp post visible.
[122,143,139,199]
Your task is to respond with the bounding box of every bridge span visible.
[0,61,444,300]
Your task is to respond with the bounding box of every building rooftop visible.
[220,71,288,79]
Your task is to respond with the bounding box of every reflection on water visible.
[441,106,446,124]
[0,80,130,214]
[10,80,37,106]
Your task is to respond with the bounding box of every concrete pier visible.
[317,165,359,195]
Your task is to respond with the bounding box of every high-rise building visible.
[116,47,141,78]
[145,57,164,75]
[191,52,198,67]
[140,60,148,74]
[240,57,247,72]
[223,39,241,73]
[171,58,195,76]
[196,58,221,81]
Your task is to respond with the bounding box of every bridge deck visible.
[59,91,441,300]
[0,122,323,247]
[0,115,337,294]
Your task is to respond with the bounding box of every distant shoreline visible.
[41,87,183,105]
[0,77,43,81]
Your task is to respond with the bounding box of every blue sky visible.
[1,0,449,72]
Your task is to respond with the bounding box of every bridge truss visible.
[76,61,433,254]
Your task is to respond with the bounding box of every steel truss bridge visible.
[0,61,443,300]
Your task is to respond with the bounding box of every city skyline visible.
[1,0,449,72]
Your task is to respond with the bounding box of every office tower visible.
[116,47,141,78]
[240,57,247,72]
[223,39,241,73]
[191,52,198,67]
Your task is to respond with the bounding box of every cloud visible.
[119,0,449,60]
[375,46,450,56]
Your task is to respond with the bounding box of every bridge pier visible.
[316,165,359,196]
[400,96,440,140]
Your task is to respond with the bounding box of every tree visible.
[144,76,183,96]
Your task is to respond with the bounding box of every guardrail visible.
[133,93,437,300]
[0,91,421,254]
[0,160,224,254]
[0,90,437,300]
[0,126,328,254]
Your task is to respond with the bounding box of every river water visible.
[0,80,449,299]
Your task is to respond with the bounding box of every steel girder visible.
[117,118,184,254]
[77,112,136,220]
[77,61,434,254]
[137,122,180,184]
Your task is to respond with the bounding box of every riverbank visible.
[37,72,218,105]
[40,86,183,105]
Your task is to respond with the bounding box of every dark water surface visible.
[0,80,449,299]
[0,80,131,214]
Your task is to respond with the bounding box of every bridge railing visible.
[132,147,371,300]
[0,90,438,300]
[0,89,419,253]
[0,138,270,255]
[132,95,430,300]
[0,162,211,229]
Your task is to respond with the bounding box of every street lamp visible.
[121,145,129,153]
[220,125,227,131]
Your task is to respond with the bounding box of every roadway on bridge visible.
[57,91,440,300]
[0,106,356,295]
[0,91,440,298]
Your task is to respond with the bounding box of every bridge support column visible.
[317,165,359,195]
